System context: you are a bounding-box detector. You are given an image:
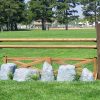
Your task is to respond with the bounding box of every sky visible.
[74,5,84,18]
[25,0,30,3]
[25,0,83,18]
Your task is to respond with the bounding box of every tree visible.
[0,0,6,31]
[0,0,26,31]
[80,0,100,24]
[23,10,34,29]
[22,2,36,29]
[29,0,55,30]
[55,0,79,30]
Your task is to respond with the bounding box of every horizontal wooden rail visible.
[52,58,92,61]
[5,57,92,61]
[0,38,96,42]
[0,45,97,49]
[75,59,93,67]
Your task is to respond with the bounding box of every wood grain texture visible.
[96,23,100,79]
[0,45,97,49]
[0,38,96,42]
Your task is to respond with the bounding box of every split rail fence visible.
[0,23,100,79]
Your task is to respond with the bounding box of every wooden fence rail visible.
[0,38,97,42]
[0,38,96,49]
[0,45,97,49]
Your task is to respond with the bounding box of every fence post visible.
[3,56,7,63]
[96,23,100,79]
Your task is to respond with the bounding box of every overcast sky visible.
[25,0,83,18]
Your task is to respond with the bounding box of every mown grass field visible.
[0,29,100,100]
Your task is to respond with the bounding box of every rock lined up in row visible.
[0,62,94,82]
[41,61,54,81]
[57,65,76,81]
[0,63,16,80]
[13,68,39,82]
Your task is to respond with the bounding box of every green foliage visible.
[75,74,81,81]
[55,0,79,30]
[8,72,13,80]
[0,0,25,31]
[81,0,100,23]
[54,72,57,80]
[30,74,40,81]
[29,0,55,30]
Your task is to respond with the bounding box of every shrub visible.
[8,72,13,80]
[30,74,40,81]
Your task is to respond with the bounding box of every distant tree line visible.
[0,0,100,31]
[0,0,25,31]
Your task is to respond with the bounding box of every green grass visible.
[0,80,100,100]
[0,29,99,100]
[0,29,96,38]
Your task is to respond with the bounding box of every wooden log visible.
[45,57,52,64]
[96,23,100,79]
[75,59,93,68]
[13,61,26,66]
[0,38,96,42]
[22,59,45,67]
[0,45,97,49]
[93,57,97,80]
[6,57,42,61]
[6,57,92,61]
[54,60,66,65]
[52,58,92,61]
[3,56,8,63]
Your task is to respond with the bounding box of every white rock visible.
[80,68,94,81]
[57,64,76,81]
[0,63,16,80]
[13,68,39,82]
[41,62,54,81]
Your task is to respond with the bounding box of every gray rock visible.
[0,63,16,80]
[13,68,39,82]
[80,68,94,81]
[41,62,54,81]
[57,64,76,81]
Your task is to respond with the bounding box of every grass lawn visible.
[0,29,100,100]
[0,80,100,100]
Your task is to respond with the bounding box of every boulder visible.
[57,64,76,81]
[0,63,16,80]
[41,61,54,81]
[80,68,94,81]
[13,68,39,82]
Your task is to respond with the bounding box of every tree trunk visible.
[1,26,3,32]
[29,24,31,29]
[65,24,68,30]
[41,18,46,30]
[0,24,3,32]
[15,23,18,30]
[11,23,14,31]
[26,24,28,29]
[0,25,1,32]
[94,1,97,26]
[6,23,10,31]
